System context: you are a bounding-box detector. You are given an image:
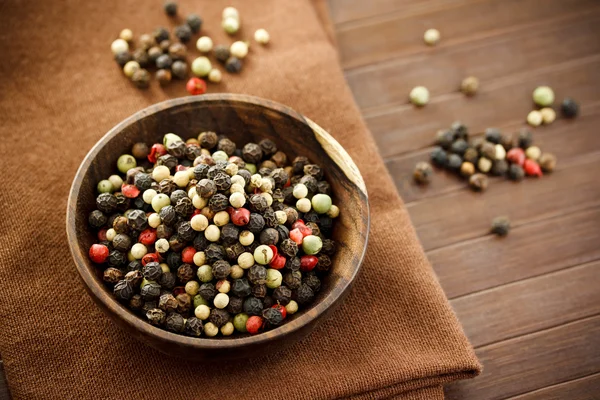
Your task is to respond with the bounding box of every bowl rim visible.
[66,93,370,351]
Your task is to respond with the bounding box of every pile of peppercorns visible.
[87,133,340,337]
[111,3,270,93]
[414,121,558,191]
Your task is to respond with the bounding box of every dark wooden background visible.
[1,0,599,399]
[327,0,600,398]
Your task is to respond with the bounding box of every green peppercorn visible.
[233,313,249,332]
[491,216,510,236]
[97,179,114,193]
[302,235,322,255]
[117,154,137,174]
[311,194,332,214]
[533,86,554,107]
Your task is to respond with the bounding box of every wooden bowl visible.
[66,94,369,359]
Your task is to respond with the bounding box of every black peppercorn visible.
[141,282,161,301]
[256,228,277,246]
[142,301,158,315]
[165,253,182,270]
[248,265,267,285]
[158,206,177,226]
[146,308,166,326]
[290,156,307,175]
[248,194,267,213]
[321,239,336,256]
[159,271,176,290]
[185,317,203,337]
[176,199,194,220]
[517,128,533,149]
[113,279,134,301]
[96,193,117,214]
[113,194,130,214]
[157,178,176,195]
[226,296,243,314]
[294,283,315,305]
[257,138,277,156]
[271,151,287,168]
[216,138,236,155]
[214,45,230,63]
[176,293,191,315]
[262,296,275,309]
[132,68,151,89]
[205,243,225,263]
[243,297,263,316]
[171,60,188,79]
[484,128,502,144]
[125,269,143,286]
[430,147,448,167]
[198,131,218,149]
[237,169,251,185]
[213,172,232,191]
[316,181,331,196]
[247,213,266,234]
[159,293,178,313]
[242,143,263,164]
[127,209,148,231]
[141,261,161,281]
[197,179,217,198]
[157,154,178,170]
[225,57,243,73]
[225,242,245,261]
[275,224,289,241]
[198,283,217,301]
[285,257,301,271]
[561,98,579,118]
[450,121,468,140]
[273,286,292,305]
[480,141,497,160]
[209,308,230,328]
[447,154,462,171]
[469,173,489,191]
[148,46,163,63]
[176,263,194,283]
[435,129,454,149]
[88,210,107,229]
[114,51,133,67]
[303,272,321,292]
[209,193,229,212]
[212,260,232,280]
[166,313,185,333]
[221,224,240,245]
[463,148,479,165]
[112,216,128,233]
[108,250,127,267]
[166,140,186,158]
[193,164,210,180]
[132,48,150,68]
[450,139,468,156]
[169,189,186,205]
[156,224,173,240]
[491,216,511,237]
[164,1,177,16]
[134,173,153,191]
[172,24,191,43]
[262,308,284,326]
[303,164,323,181]
[186,14,203,33]
[231,278,252,298]
[300,175,318,194]
[508,164,525,181]
[154,27,170,43]
[491,160,509,176]
[276,239,297,259]
[129,294,144,312]
[103,267,124,284]
[252,283,267,298]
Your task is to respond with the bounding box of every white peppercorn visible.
[423,28,440,45]
[254,29,270,44]
[409,86,430,106]
[527,110,543,126]
[196,36,213,53]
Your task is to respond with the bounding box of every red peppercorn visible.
[97,228,108,241]
[270,254,286,270]
[176,165,188,172]
[524,159,543,177]
[268,245,278,258]
[231,208,250,226]
[507,148,526,166]
[139,229,157,246]
[186,77,207,95]
[291,220,305,230]
[284,178,291,188]
[246,316,264,335]
[190,209,202,219]
[181,246,196,264]
[300,255,318,272]
[298,224,312,237]
[289,228,303,245]
[89,244,109,263]
[172,286,186,297]
[272,304,287,319]
[121,184,140,198]
[148,143,167,163]
[142,252,160,266]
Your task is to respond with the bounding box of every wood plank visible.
[509,372,600,400]
[387,102,600,203]
[367,55,600,159]
[0,361,10,400]
[431,207,600,299]
[444,316,600,400]
[336,0,597,68]
[409,154,600,251]
[450,261,600,347]
[347,13,600,111]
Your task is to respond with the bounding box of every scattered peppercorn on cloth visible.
[0,0,480,399]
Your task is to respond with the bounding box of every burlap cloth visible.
[0,1,480,399]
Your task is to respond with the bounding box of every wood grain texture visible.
[451,260,600,347]
[336,0,598,68]
[347,12,600,111]
[445,316,600,400]
[409,154,600,251]
[431,206,600,299]
[509,372,600,400]
[387,102,600,203]
[367,55,600,159]
[66,94,369,360]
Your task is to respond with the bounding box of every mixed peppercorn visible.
[88,133,340,338]
[111,3,270,93]
[414,122,557,191]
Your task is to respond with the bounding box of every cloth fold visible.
[0,0,480,399]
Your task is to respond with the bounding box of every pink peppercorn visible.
[289,228,303,245]
[186,77,207,95]
[89,244,109,264]
[291,220,305,230]
[181,246,196,264]
[507,148,526,166]
[231,208,250,226]
[270,254,286,270]
[300,255,318,272]
[148,144,167,163]
[524,159,543,177]
[121,184,140,198]
[176,165,188,172]
[139,229,157,246]
[246,316,264,335]
[97,228,108,241]
[142,253,159,266]
[272,304,287,319]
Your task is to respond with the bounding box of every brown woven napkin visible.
[0,0,480,399]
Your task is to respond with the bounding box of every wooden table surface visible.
[1,1,599,399]
[326,0,600,398]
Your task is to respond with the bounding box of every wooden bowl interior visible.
[70,95,368,354]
